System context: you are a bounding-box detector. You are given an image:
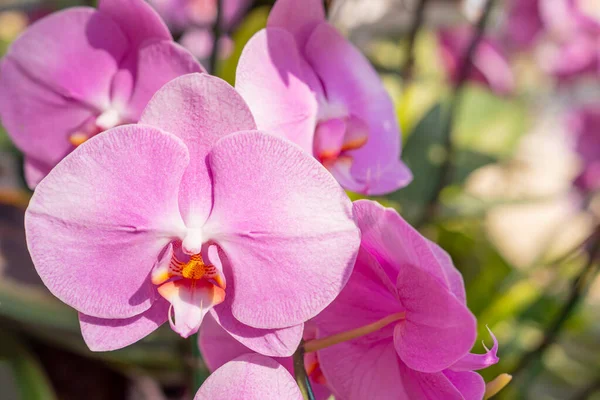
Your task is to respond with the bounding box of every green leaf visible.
[0,329,57,400]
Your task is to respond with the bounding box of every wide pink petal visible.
[25,125,188,319]
[98,0,171,50]
[79,298,169,351]
[427,239,467,303]
[319,339,409,400]
[194,354,302,400]
[353,200,454,290]
[313,247,401,338]
[398,363,464,400]
[199,313,257,371]
[211,298,303,357]
[139,74,256,227]
[267,0,324,49]
[236,28,320,154]
[0,59,94,188]
[394,263,477,373]
[124,40,204,120]
[2,8,127,110]
[204,131,360,329]
[443,370,486,400]
[304,23,411,194]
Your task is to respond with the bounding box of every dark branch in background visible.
[510,232,600,377]
[208,0,223,74]
[293,343,316,400]
[401,0,430,82]
[572,376,600,400]
[417,0,496,227]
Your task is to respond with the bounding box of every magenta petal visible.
[394,262,477,373]
[443,370,486,400]
[427,239,467,303]
[98,0,170,50]
[399,363,464,400]
[3,8,127,109]
[211,299,303,357]
[194,354,302,400]
[140,74,255,227]
[25,125,188,318]
[124,40,204,120]
[79,298,169,351]
[199,313,256,371]
[267,0,325,48]
[319,339,409,400]
[304,23,411,194]
[23,158,54,189]
[236,28,320,154]
[204,131,360,329]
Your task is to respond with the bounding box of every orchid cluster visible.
[0,0,505,398]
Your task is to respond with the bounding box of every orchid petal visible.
[314,118,347,161]
[25,125,188,318]
[124,41,204,120]
[236,28,320,154]
[443,370,486,400]
[140,74,256,228]
[427,239,467,303]
[394,262,477,373]
[304,23,411,194]
[204,131,360,329]
[98,0,170,50]
[194,354,303,400]
[398,363,464,400]
[158,279,225,338]
[79,298,169,351]
[199,313,255,372]
[267,0,325,49]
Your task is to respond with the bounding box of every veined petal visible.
[304,23,411,194]
[443,370,486,400]
[267,0,325,49]
[140,74,256,228]
[2,8,127,110]
[98,0,171,50]
[236,28,320,155]
[194,354,302,400]
[199,313,255,372]
[79,298,169,351]
[203,131,360,329]
[124,40,204,120]
[159,279,225,338]
[25,125,188,319]
[394,263,477,373]
[398,363,464,400]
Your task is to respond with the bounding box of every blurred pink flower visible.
[193,353,303,400]
[503,0,544,49]
[570,105,600,191]
[25,74,360,355]
[235,0,412,195]
[199,314,332,400]
[0,0,203,189]
[438,27,515,95]
[313,200,498,400]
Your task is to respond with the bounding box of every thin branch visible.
[571,377,600,400]
[510,236,600,377]
[417,0,496,227]
[293,344,316,400]
[208,0,223,74]
[401,0,430,81]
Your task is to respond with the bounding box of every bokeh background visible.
[0,0,599,399]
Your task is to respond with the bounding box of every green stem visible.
[293,343,316,400]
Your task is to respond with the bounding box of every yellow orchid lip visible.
[152,250,226,290]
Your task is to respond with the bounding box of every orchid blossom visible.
[235,0,412,195]
[0,0,203,188]
[25,73,360,357]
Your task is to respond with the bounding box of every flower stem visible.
[293,343,316,400]
[208,0,223,74]
[303,312,406,353]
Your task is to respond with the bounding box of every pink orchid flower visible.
[194,353,303,400]
[25,73,360,357]
[199,314,332,400]
[503,0,545,50]
[438,27,515,96]
[569,104,600,192]
[0,0,203,189]
[235,0,412,195]
[313,200,498,400]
